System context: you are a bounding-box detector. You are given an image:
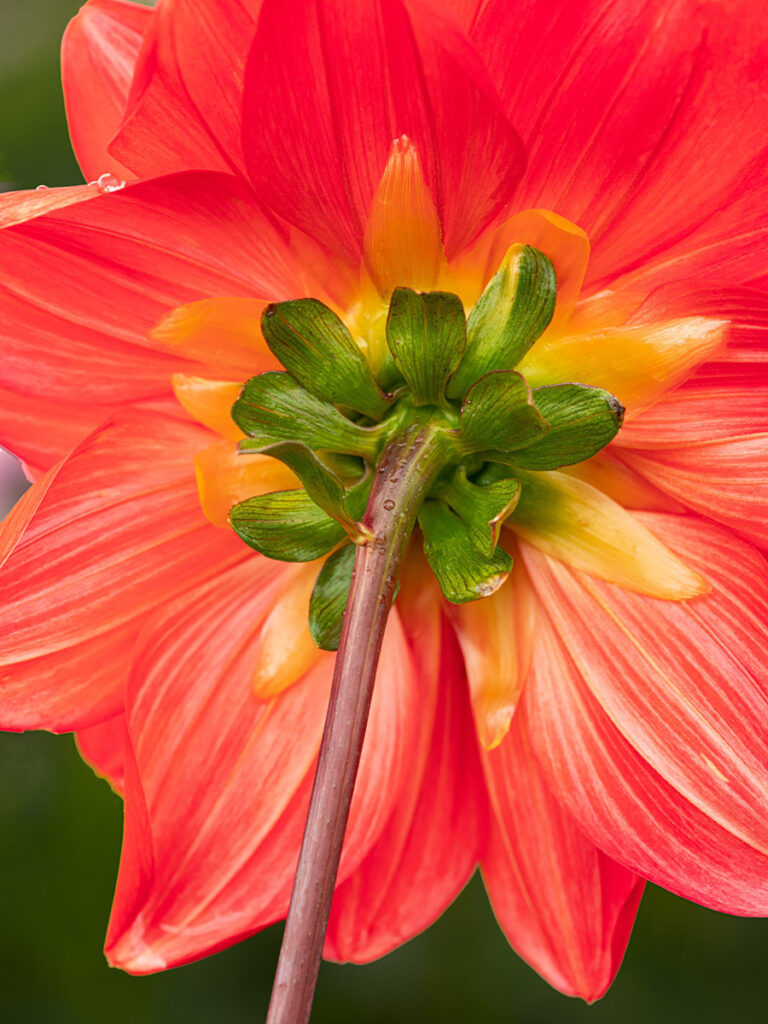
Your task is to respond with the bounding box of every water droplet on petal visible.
[35,184,49,191]
[474,574,507,598]
[94,172,126,194]
[382,499,395,511]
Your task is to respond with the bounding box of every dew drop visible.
[382,499,395,511]
[474,574,507,598]
[35,184,49,191]
[94,172,126,194]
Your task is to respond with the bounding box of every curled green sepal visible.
[418,499,512,603]
[261,300,390,418]
[386,288,466,407]
[432,468,521,558]
[251,441,371,540]
[456,370,549,453]
[448,244,556,399]
[507,383,625,470]
[233,372,382,458]
[229,489,345,561]
[309,545,356,651]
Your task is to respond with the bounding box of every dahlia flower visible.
[2,0,768,1010]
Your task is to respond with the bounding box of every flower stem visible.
[265,414,449,1024]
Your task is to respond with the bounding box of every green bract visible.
[228,246,624,620]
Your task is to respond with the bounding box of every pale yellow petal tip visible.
[477,710,515,751]
[106,935,168,975]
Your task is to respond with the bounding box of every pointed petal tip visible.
[105,931,168,976]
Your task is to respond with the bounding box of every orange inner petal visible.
[449,555,535,750]
[194,439,298,529]
[451,208,589,323]
[251,561,328,699]
[362,135,446,298]
[151,298,280,377]
[172,375,244,440]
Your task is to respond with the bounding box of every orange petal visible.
[172,375,243,440]
[452,209,589,324]
[519,316,727,415]
[193,439,298,529]
[362,135,446,297]
[251,562,328,699]
[507,470,707,599]
[151,298,280,377]
[449,556,536,750]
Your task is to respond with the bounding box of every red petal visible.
[325,575,485,962]
[62,0,152,181]
[76,714,127,793]
[482,708,643,1000]
[473,2,768,289]
[0,172,302,406]
[628,283,768,390]
[522,514,768,914]
[106,572,423,972]
[623,441,768,547]
[0,184,99,228]
[110,0,260,178]
[588,3,768,287]
[0,411,246,732]
[242,0,523,262]
[0,383,104,475]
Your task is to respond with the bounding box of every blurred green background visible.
[2,2,768,1022]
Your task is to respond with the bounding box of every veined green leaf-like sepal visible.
[261,300,390,418]
[448,244,556,398]
[386,288,466,407]
[456,370,549,453]
[309,545,356,651]
[507,383,625,470]
[249,441,370,539]
[418,499,512,603]
[233,372,382,458]
[229,489,345,561]
[432,468,521,557]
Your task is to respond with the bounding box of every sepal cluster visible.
[228,246,624,643]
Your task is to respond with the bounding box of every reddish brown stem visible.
[265,416,447,1024]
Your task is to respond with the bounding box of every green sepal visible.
[456,370,549,453]
[252,441,370,539]
[233,372,382,458]
[386,289,466,406]
[229,489,345,561]
[448,245,556,398]
[309,544,357,651]
[261,300,390,418]
[507,384,625,470]
[418,499,512,603]
[432,467,521,558]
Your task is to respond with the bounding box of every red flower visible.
[2,0,768,1001]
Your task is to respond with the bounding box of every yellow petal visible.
[251,561,328,699]
[172,374,243,440]
[194,439,298,528]
[507,470,708,599]
[151,298,279,375]
[363,135,446,297]
[519,316,727,415]
[449,556,535,750]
